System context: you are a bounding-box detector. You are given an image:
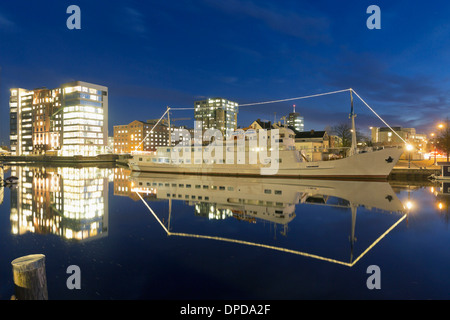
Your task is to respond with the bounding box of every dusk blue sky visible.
[1,0,450,145]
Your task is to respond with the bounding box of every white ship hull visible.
[128,147,403,180]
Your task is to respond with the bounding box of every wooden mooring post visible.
[11,254,48,300]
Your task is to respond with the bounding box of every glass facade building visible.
[60,81,108,156]
[9,81,108,156]
[10,88,34,155]
[286,112,304,132]
[194,98,238,135]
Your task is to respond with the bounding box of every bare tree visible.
[330,123,368,148]
[330,123,352,148]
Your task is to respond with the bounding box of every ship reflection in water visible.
[8,165,111,242]
[114,168,408,267]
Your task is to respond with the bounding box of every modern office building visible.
[10,88,33,155]
[286,105,304,132]
[32,88,62,155]
[9,81,108,156]
[194,98,238,135]
[59,81,108,156]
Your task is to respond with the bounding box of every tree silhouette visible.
[330,123,368,148]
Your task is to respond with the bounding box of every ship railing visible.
[299,146,395,161]
[130,151,157,155]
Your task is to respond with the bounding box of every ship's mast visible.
[167,106,171,147]
[349,203,357,263]
[349,90,357,157]
[168,198,172,232]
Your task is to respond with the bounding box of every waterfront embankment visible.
[0,154,119,165]
[389,159,440,181]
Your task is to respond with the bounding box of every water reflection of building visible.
[9,166,109,241]
[126,171,406,266]
[0,167,4,205]
[134,174,297,228]
[432,180,450,222]
[113,167,148,201]
[125,172,404,236]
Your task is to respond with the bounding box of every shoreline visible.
[0,154,119,164]
[1,155,441,180]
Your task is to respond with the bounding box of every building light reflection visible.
[9,166,109,241]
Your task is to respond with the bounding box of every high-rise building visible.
[286,105,304,132]
[10,88,34,155]
[9,81,108,156]
[59,81,108,156]
[194,98,238,135]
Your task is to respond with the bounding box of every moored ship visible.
[128,125,403,180]
[128,92,405,180]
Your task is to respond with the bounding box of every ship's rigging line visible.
[350,89,407,144]
[137,88,407,149]
[136,108,170,151]
[238,88,352,106]
[134,190,407,267]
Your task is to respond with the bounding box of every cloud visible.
[0,11,16,31]
[217,76,239,84]
[124,7,148,38]
[320,50,450,132]
[202,0,331,44]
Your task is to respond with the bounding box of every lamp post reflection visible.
[434,178,450,224]
[404,183,414,226]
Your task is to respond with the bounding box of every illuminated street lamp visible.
[406,143,414,168]
[436,120,449,162]
[430,133,437,165]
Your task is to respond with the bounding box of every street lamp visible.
[436,121,449,162]
[406,143,414,168]
[430,133,438,165]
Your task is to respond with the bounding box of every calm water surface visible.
[0,165,449,300]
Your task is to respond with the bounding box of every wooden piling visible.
[11,254,48,300]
